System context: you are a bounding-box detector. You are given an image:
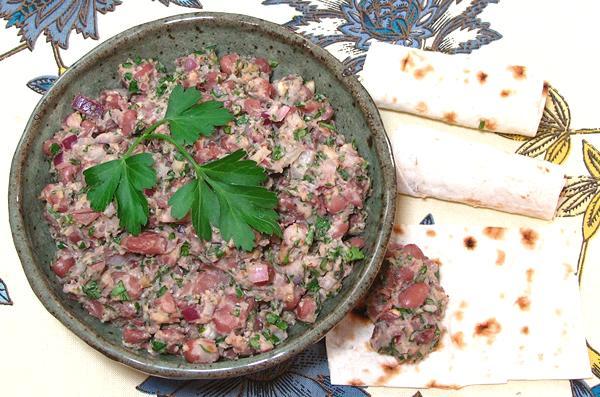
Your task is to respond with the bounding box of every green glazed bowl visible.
[8,12,396,379]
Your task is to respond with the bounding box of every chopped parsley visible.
[110,280,130,301]
[180,241,190,257]
[262,329,280,345]
[249,334,261,350]
[156,285,168,297]
[151,340,166,352]
[338,168,350,181]
[235,114,249,125]
[306,278,320,293]
[271,145,284,161]
[315,216,331,239]
[82,280,101,300]
[318,121,336,131]
[128,80,140,94]
[50,143,61,156]
[235,285,244,298]
[266,313,288,330]
[293,128,308,141]
[344,247,365,262]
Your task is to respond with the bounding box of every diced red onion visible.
[61,135,78,150]
[53,152,63,166]
[247,263,270,284]
[182,306,200,322]
[184,57,198,71]
[106,255,128,267]
[72,94,104,119]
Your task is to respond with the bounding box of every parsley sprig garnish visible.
[83,85,281,250]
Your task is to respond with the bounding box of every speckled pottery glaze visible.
[8,12,396,379]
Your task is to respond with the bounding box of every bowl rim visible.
[8,11,396,379]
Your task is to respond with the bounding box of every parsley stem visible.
[124,119,168,157]
[145,133,200,169]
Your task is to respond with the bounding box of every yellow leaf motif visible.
[538,85,570,134]
[583,192,600,240]
[557,176,598,217]
[516,133,560,158]
[582,140,600,179]
[544,135,570,164]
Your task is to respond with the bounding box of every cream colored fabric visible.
[1,0,599,396]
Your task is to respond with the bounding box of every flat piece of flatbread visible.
[326,225,590,388]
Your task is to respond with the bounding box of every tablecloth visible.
[1,1,599,396]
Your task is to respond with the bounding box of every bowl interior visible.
[10,12,395,378]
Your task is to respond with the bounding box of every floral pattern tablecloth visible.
[1,1,599,396]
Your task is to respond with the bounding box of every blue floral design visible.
[339,0,437,49]
[0,0,203,93]
[0,0,201,49]
[571,380,600,397]
[26,75,58,94]
[0,0,121,50]
[0,278,13,305]
[137,342,370,397]
[263,0,502,74]
[420,213,435,225]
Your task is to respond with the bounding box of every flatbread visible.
[326,225,590,388]
[361,41,547,136]
[389,125,565,220]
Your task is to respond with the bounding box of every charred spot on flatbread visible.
[474,318,502,342]
[483,118,497,130]
[483,227,505,240]
[426,229,436,237]
[526,268,535,282]
[521,326,530,335]
[400,54,413,71]
[500,89,512,97]
[393,225,405,235]
[426,380,461,390]
[349,379,366,386]
[509,65,527,79]
[451,331,465,348]
[443,112,457,123]
[377,362,401,384]
[463,236,477,250]
[414,65,434,79]
[453,310,464,321]
[496,249,506,265]
[477,71,488,84]
[415,101,428,113]
[516,296,531,311]
[520,228,539,249]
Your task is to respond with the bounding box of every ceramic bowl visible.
[8,12,396,379]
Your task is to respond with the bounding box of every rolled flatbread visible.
[362,41,547,136]
[390,125,565,220]
[326,225,590,388]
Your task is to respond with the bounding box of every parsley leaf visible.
[84,153,156,235]
[169,149,281,251]
[345,246,365,262]
[165,85,233,145]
